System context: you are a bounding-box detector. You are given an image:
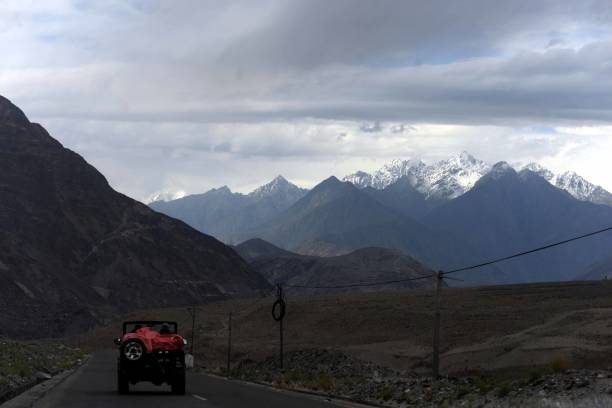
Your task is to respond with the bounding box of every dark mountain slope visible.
[233,238,300,263]
[426,162,612,283]
[245,177,475,273]
[0,95,268,338]
[363,176,444,220]
[235,239,437,294]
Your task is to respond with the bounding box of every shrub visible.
[496,382,511,398]
[551,357,570,373]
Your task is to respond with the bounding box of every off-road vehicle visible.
[114,320,187,394]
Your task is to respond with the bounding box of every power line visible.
[443,225,612,276]
[284,273,438,289]
[283,225,612,289]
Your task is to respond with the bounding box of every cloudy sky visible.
[2,0,612,201]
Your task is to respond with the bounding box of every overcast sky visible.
[2,0,612,201]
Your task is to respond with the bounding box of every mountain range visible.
[152,153,612,286]
[520,162,612,206]
[344,152,492,201]
[0,95,269,338]
[344,152,612,207]
[150,175,307,244]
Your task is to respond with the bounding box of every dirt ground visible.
[80,280,612,378]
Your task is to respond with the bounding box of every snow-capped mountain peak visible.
[145,190,186,204]
[342,171,374,189]
[555,171,603,202]
[424,152,492,198]
[343,152,492,200]
[486,161,514,178]
[373,158,425,189]
[516,163,612,205]
[342,152,612,206]
[520,162,555,181]
[249,175,307,200]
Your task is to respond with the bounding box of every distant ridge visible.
[235,239,438,294]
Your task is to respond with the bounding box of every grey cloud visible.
[215,0,611,71]
[4,1,612,199]
[360,122,383,133]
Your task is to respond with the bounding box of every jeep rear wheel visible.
[171,369,186,395]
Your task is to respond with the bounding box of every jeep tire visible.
[171,368,186,395]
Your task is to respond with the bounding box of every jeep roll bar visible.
[122,321,178,335]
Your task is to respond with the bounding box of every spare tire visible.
[122,340,144,362]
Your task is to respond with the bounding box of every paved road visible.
[33,351,362,408]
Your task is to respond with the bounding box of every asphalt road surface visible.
[33,351,364,408]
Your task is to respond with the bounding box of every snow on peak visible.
[249,175,306,199]
[516,164,612,205]
[342,152,491,200]
[343,171,374,189]
[485,161,515,179]
[145,190,186,204]
[555,171,599,202]
[342,152,609,206]
[521,163,555,181]
[425,153,491,198]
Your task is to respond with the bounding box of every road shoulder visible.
[1,357,90,408]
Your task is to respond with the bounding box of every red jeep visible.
[114,321,187,394]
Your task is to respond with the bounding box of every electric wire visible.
[443,225,612,276]
[281,225,612,288]
[283,272,438,289]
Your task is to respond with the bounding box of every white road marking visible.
[192,394,208,401]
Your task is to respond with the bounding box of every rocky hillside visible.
[235,239,438,293]
[0,338,84,403]
[0,95,269,338]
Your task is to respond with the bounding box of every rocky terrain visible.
[226,349,612,407]
[0,95,269,338]
[0,338,84,404]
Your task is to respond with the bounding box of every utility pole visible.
[272,284,286,370]
[227,311,232,373]
[432,271,443,379]
[187,307,197,355]
[278,284,284,370]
